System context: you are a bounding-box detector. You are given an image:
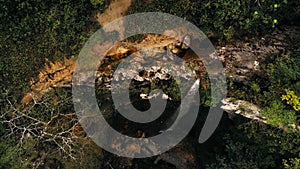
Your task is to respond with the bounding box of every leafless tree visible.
[0,92,83,168]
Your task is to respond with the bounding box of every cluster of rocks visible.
[221,98,265,123]
[94,36,208,97]
[21,26,300,168]
[216,27,293,85]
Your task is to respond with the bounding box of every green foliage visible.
[266,54,300,91]
[206,142,274,169]
[261,100,296,127]
[207,122,300,168]
[259,53,300,126]
[0,144,32,169]
[282,89,300,111]
[206,133,276,169]
[0,135,40,169]
[223,43,300,167]
[279,0,300,25]
[283,157,300,169]
[0,0,106,97]
[90,0,105,7]
[251,83,261,93]
[0,89,103,168]
[248,123,300,155]
[128,0,299,41]
[1,0,299,168]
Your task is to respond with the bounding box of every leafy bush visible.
[128,0,299,41]
[260,53,300,126]
[283,157,300,169]
[261,100,296,127]
[282,89,300,111]
[0,141,28,169]
[0,0,106,96]
[207,122,300,169]
[266,54,300,93]
[206,133,276,169]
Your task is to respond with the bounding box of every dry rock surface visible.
[221,98,265,122]
[218,27,299,84]
[20,26,300,169]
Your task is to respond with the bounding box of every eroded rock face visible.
[110,136,161,158]
[96,0,132,39]
[218,27,292,85]
[221,98,264,123]
[21,26,300,106]
[21,35,182,105]
[93,34,209,95]
[21,58,76,105]
[154,141,201,169]
[221,97,300,131]
[23,31,228,106]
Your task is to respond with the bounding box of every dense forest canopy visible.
[0,0,300,168]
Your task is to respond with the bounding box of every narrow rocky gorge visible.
[18,26,300,168]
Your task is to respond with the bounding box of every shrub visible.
[261,100,296,127]
[128,0,299,41]
[282,89,300,111]
[283,157,300,169]
[260,53,300,127]
[0,0,106,96]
